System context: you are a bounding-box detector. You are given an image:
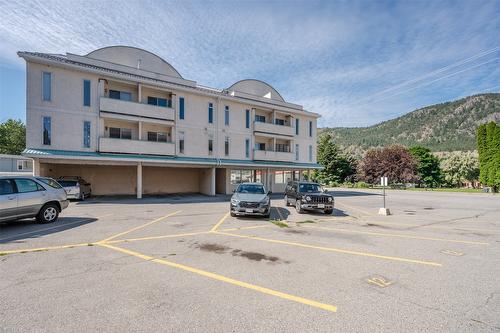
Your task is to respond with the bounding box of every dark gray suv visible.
[284,181,334,214]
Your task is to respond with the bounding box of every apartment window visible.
[245,139,250,158]
[42,116,51,145]
[295,144,299,161]
[179,97,185,119]
[230,170,253,184]
[147,131,167,142]
[255,115,266,123]
[275,118,285,126]
[208,139,213,155]
[309,145,313,162]
[42,72,52,101]
[83,80,91,106]
[147,96,170,108]
[224,137,229,156]
[275,171,285,184]
[83,121,91,148]
[109,90,131,101]
[245,109,250,128]
[208,103,213,124]
[255,142,265,151]
[224,106,229,125]
[178,131,185,153]
[309,120,313,137]
[109,127,131,140]
[275,143,289,152]
[295,118,299,135]
[17,160,31,171]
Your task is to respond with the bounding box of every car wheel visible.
[230,211,236,217]
[295,200,304,214]
[80,192,85,201]
[37,203,59,224]
[284,195,289,206]
[324,209,333,215]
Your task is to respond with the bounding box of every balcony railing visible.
[100,97,175,121]
[99,137,175,156]
[254,121,295,137]
[253,149,294,162]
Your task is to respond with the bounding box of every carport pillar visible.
[210,167,216,196]
[137,163,143,199]
[32,159,40,176]
[307,170,311,181]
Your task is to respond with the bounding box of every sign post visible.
[378,176,391,215]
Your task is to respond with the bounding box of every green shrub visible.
[354,181,370,188]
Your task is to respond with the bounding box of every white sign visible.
[380,177,388,186]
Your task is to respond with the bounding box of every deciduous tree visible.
[0,119,26,155]
[409,146,443,187]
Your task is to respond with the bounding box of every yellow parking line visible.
[335,202,372,216]
[99,243,337,313]
[219,225,273,232]
[100,210,182,242]
[303,225,489,245]
[210,212,230,233]
[214,231,441,267]
[106,231,211,244]
[0,242,91,255]
[0,214,113,242]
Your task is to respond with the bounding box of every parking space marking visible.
[366,276,393,288]
[100,210,182,242]
[106,231,211,244]
[440,249,465,256]
[214,231,442,266]
[0,242,91,255]
[99,243,337,313]
[335,201,373,217]
[209,212,230,233]
[0,214,113,242]
[336,221,500,234]
[303,225,489,245]
[219,225,273,232]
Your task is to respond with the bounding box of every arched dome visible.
[227,79,285,102]
[86,46,182,78]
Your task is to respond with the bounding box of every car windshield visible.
[57,180,78,187]
[299,183,322,193]
[37,177,63,189]
[236,184,265,194]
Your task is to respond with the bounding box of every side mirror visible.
[268,190,272,195]
[232,189,236,193]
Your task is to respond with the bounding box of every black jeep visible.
[284,181,334,214]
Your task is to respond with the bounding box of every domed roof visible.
[86,46,182,78]
[227,79,285,102]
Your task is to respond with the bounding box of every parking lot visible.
[1,189,499,332]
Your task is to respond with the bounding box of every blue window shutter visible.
[42,72,51,101]
[245,109,250,128]
[179,97,185,119]
[83,80,91,106]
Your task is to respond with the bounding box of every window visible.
[295,118,299,135]
[309,145,313,162]
[43,116,51,145]
[255,142,265,151]
[83,79,91,106]
[224,106,229,125]
[208,103,214,124]
[178,131,185,153]
[15,179,43,193]
[309,120,313,137]
[147,131,167,142]
[295,144,299,161]
[275,171,285,184]
[109,90,131,101]
[83,121,91,148]
[255,115,266,123]
[37,177,62,189]
[109,127,131,140]
[293,171,300,181]
[17,160,31,171]
[208,139,213,155]
[275,143,289,152]
[245,139,250,158]
[275,118,285,126]
[0,179,15,195]
[230,170,254,184]
[224,137,229,156]
[245,109,250,128]
[179,97,185,119]
[148,96,170,108]
[42,72,51,101]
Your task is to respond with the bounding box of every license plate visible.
[318,204,325,208]
[245,208,254,213]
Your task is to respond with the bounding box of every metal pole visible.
[383,185,386,208]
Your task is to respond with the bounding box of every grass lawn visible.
[405,187,485,193]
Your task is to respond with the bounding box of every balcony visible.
[99,137,175,156]
[254,121,295,137]
[100,97,175,122]
[253,149,294,162]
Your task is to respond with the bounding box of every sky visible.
[0,0,499,127]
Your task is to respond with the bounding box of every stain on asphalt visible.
[423,207,434,210]
[194,243,289,264]
[363,223,391,229]
[284,229,309,235]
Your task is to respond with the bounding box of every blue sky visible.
[0,0,499,127]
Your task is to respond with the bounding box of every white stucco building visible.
[19,46,320,197]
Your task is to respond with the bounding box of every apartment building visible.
[18,46,320,197]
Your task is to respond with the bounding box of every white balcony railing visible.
[253,149,294,162]
[254,121,295,137]
[100,97,175,121]
[99,137,175,156]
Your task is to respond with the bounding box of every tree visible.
[440,151,480,187]
[357,144,419,184]
[409,146,443,188]
[314,133,356,185]
[0,119,26,155]
[477,122,500,190]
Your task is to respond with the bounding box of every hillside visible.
[322,93,500,155]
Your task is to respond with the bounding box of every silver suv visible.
[0,176,69,223]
